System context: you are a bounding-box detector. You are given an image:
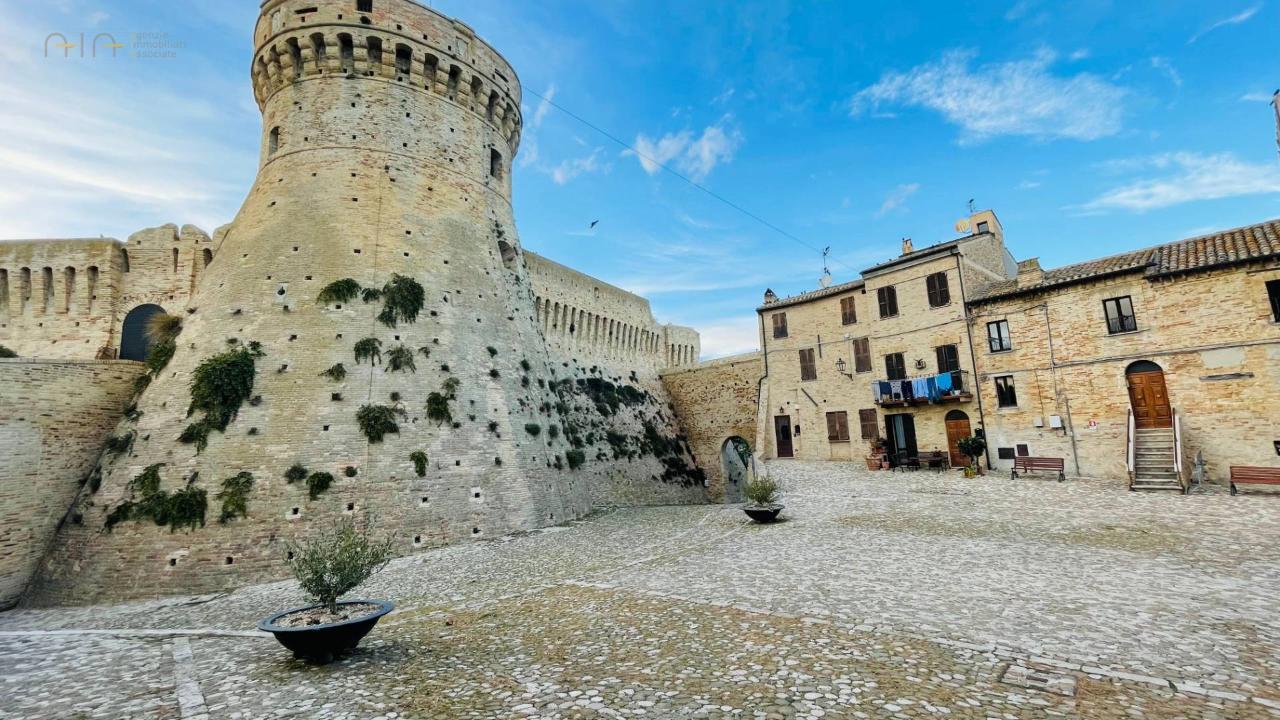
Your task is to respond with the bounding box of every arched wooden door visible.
[944,410,971,468]
[1126,361,1172,429]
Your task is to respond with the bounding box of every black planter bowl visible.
[744,504,784,523]
[258,599,394,664]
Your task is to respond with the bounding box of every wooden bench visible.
[1011,456,1065,482]
[1229,466,1280,496]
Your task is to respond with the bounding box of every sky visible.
[2,1,1278,359]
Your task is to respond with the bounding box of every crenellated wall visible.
[525,251,700,373]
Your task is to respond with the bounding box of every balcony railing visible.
[872,370,971,407]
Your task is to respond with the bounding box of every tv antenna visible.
[967,198,975,214]
[818,246,833,288]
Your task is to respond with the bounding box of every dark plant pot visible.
[744,504,783,523]
[258,599,394,664]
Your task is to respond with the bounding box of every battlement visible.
[251,0,522,151]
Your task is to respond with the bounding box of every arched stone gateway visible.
[118,304,165,361]
[720,436,752,503]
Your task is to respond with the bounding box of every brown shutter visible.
[838,412,849,441]
[858,409,878,439]
[840,296,856,325]
[799,348,816,381]
[826,412,839,441]
[853,337,870,373]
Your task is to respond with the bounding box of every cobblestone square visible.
[2,462,1278,719]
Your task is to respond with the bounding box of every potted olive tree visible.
[957,435,987,478]
[258,518,395,663]
[743,476,784,523]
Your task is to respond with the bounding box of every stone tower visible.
[29,0,704,605]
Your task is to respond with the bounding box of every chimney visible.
[901,237,914,256]
[1016,258,1043,288]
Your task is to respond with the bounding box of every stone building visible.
[749,211,1280,491]
[755,211,1014,469]
[0,0,703,608]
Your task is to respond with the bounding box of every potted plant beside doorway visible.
[957,435,987,478]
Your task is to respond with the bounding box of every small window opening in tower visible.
[310,33,326,65]
[395,44,411,77]
[490,148,502,180]
[366,36,382,68]
[41,267,53,312]
[338,33,354,73]
[447,65,460,100]
[62,267,75,313]
[120,248,130,272]
[497,239,517,270]
[171,247,179,273]
[286,38,302,79]
[424,55,438,91]
[487,91,498,122]
[269,126,280,154]
[357,0,373,11]
[202,248,213,268]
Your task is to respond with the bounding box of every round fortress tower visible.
[29,0,621,604]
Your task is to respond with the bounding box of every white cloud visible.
[849,48,1127,143]
[549,148,604,185]
[531,84,556,129]
[694,316,761,359]
[1188,4,1262,43]
[876,183,920,217]
[1079,152,1280,213]
[1017,179,1042,190]
[1068,48,1090,61]
[630,119,743,182]
[1240,91,1276,102]
[1150,56,1182,87]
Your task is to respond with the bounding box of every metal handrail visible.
[1125,407,1135,488]
[1173,408,1187,493]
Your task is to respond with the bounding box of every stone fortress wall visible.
[2,0,708,608]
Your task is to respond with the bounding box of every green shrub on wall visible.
[217,472,254,523]
[104,464,208,533]
[357,404,405,443]
[385,344,416,373]
[307,471,334,499]
[410,450,428,477]
[0,345,16,358]
[320,363,347,381]
[353,338,382,365]
[317,278,362,305]
[179,346,261,454]
[285,464,308,483]
[376,274,425,328]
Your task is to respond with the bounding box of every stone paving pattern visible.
[2,462,1278,718]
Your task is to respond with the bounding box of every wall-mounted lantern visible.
[835,357,853,379]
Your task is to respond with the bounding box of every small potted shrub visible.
[957,435,987,478]
[743,476,783,523]
[258,518,395,664]
[866,436,887,470]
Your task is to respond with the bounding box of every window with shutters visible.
[926,272,950,307]
[935,344,960,373]
[994,375,1018,407]
[852,337,871,373]
[826,411,850,442]
[1269,279,1280,322]
[877,286,898,318]
[772,312,788,338]
[884,352,906,380]
[799,348,817,381]
[987,320,1011,352]
[858,409,878,439]
[1103,296,1137,334]
[840,296,857,325]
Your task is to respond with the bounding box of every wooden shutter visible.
[927,273,950,307]
[858,409,878,439]
[935,344,959,373]
[840,296,856,325]
[772,312,788,338]
[799,348,816,381]
[877,286,898,318]
[853,337,870,373]
[826,412,849,442]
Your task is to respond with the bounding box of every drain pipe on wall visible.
[755,308,770,457]
[954,251,993,470]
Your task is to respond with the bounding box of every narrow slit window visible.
[337,33,354,73]
[269,126,280,154]
[86,266,98,313]
[41,267,53,312]
[489,148,502,179]
[172,247,179,273]
[365,36,382,68]
[19,268,31,311]
[63,266,75,313]
[394,44,411,77]
[447,65,461,100]
[0,269,8,316]
[286,38,302,79]
[1268,279,1280,323]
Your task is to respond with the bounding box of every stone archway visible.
[119,304,165,361]
[720,436,752,503]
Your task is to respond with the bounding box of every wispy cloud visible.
[1078,152,1280,213]
[1068,48,1090,61]
[531,84,556,129]
[849,48,1126,143]
[876,183,920,217]
[1017,179,1043,190]
[1240,91,1276,102]
[1150,56,1182,87]
[548,148,605,185]
[1188,4,1262,43]
[629,118,744,182]
[693,316,760,359]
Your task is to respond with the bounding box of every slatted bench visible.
[1229,466,1280,496]
[1012,456,1066,482]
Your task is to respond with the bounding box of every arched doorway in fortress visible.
[119,304,166,361]
[720,436,752,503]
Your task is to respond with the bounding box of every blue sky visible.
[2,1,1278,358]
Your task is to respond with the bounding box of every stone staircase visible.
[1131,427,1184,491]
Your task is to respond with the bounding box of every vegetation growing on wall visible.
[357,404,405,442]
[566,449,585,470]
[0,345,16,358]
[285,464,308,483]
[410,450,428,477]
[103,431,135,457]
[425,377,459,427]
[217,472,254,523]
[320,363,347,381]
[307,471,334,499]
[104,464,208,533]
[179,345,261,454]
[317,278,361,305]
[385,344,416,373]
[353,338,382,365]
[376,274,425,328]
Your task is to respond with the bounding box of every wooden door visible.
[945,416,972,467]
[1127,371,1172,429]
[774,415,793,458]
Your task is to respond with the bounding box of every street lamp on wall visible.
[835,357,853,379]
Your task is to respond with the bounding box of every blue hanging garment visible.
[935,371,953,394]
[927,376,940,402]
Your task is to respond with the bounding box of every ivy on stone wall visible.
[104,463,208,533]
[354,338,382,365]
[317,278,361,305]
[376,274,425,328]
[179,345,262,454]
[357,404,405,443]
[284,464,308,483]
[217,472,254,523]
[410,450,428,477]
[385,344,416,373]
[320,363,347,381]
[0,345,16,358]
[103,431,135,457]
[307,471,334,499]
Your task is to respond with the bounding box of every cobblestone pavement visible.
[2,462,1278,719]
